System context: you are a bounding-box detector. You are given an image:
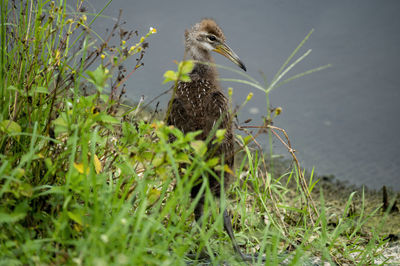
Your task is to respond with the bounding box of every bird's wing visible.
[205,91,230,131]
[205,91,235,166]
[166,97,189,133]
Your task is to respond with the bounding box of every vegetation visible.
[0,1,398,265]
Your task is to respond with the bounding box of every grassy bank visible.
[0,1,398,265]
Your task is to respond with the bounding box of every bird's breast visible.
[176,79,214,118]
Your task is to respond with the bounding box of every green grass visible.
[0,1,397,265]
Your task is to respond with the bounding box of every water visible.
[86,0,400,191]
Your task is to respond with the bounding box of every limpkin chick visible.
[166,19,261,262]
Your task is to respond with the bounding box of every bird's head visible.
[185,18,246,71]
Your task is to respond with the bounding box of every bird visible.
[165,18,250,260]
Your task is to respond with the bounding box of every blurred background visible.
[84,0,400,191]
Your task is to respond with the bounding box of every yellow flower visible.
[54,50,60,60]
[122,40,126,45]
[228,87,233,97]
[275,107,282,116]
[246,92,253,101]
[129,45,137,52]
[81,15,87,22]
[149,27,157,34]
[73,162,87,174]
[101,54,105,60]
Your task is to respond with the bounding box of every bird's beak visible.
[213,43,246,71]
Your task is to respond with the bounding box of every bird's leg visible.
[223,208,246,260]
[223,208,267,262]
[189,187,211,260]
[192,200,246,261]
[191,184,265,262]
[191,183,205,223]
[194,199,204,225]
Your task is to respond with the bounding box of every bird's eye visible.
[207,35,217,42]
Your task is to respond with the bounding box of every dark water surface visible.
[86,0,400,191]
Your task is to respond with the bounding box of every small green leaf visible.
[163,70,177,84]
[207,157,219,167]
[185,131,202,141]
[163,60,193,84]
[180,74,191,82]
[14,168,25,178]
[156,166,169,181]
[216,129,226,140]
[53,115,68,136]
[243,135,252,145]
[179,60,194,74]
[0,201,28,224]
[0,211,26,224]
[176,152,190,163]
[96,113,120,124]
[0,120,22,134]
[67,211,83,225]
[153,153,165,167]
[44,158,53,170]
[87,65,111,91]
[190,140,207,157]
[52,116,67,127]
[20,183,33,197]
[147,188,161,206]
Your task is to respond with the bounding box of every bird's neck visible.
[186,48,219,85]
[191,62,218,82]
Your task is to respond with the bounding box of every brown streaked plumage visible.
[167,19,245,197]
[168,72,234,197]
[166,19,256,261]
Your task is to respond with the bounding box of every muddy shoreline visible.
[274,158,400,265]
